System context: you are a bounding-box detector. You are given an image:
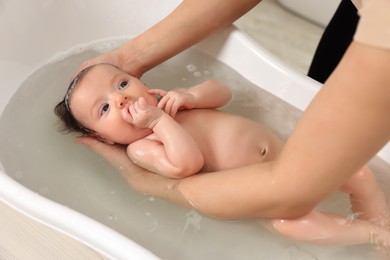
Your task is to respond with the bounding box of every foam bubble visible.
[193,71,202,77]
[106,212,117,221]
[186,64,197,72]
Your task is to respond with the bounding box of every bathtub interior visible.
[1,1,390,260]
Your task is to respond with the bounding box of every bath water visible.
[0,38,387,259]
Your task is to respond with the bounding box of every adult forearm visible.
[117,0,261,76]
[177,161,316,220]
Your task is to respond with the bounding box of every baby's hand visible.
[127,97,164,129]
[149,88,195,117]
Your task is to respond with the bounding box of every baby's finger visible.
[129,103,138,118]
[170,102,181,117]
[164,98,175,116]
[137,97,148,110]
[148,89,167,96]
[157,95,169,109]
[121,106,133,123]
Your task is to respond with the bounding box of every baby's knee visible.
[340,166,376,193]
[352,166,375,182]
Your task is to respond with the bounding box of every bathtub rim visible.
[0,173,160,260]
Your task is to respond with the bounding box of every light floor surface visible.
[0,0,325,259]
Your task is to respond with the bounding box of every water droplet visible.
[186,64,197,72]
[106,212,117,221]
[193,71,202,77]
[148,219,158,232]
[180,210,202,237]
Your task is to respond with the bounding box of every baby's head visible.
[55,63,158,144]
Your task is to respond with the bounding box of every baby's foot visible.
[370,224,390,259]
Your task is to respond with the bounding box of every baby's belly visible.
[178,109,284,172]
[202,136,282,172]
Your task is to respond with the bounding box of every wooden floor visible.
[0,201,106,259]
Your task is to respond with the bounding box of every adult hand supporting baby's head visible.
[74,136,148,189]
[73,49,124,79]
[74,48,143,81]
[74,136,189,207]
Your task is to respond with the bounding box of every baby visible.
[55,63,390,249]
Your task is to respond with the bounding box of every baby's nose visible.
[116,94,130,108]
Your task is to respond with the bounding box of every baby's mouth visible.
[121,104,133,124]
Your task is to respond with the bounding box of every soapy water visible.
[0,37,389,259]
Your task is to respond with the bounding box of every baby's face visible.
[70,64,158,144]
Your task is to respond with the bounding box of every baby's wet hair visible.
[54,65,98,135]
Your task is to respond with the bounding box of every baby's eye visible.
[100,104,109,116]
[119,81,128,89]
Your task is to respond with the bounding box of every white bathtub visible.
[1,0,390,259]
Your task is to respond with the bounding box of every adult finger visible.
[74,136,129,170]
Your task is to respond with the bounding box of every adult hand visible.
[75,49,125,76]
[74,48,143,79]
[74,136,191,207]
[74,0,261,80]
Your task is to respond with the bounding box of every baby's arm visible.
[126,97,204,178]
[149,80,232,117]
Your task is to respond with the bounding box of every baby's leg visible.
[340,166,390,252]
[264,210,374,246]
[340,166,390,225]
[262,166,390,248]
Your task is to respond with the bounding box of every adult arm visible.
[77,0,261,77]
[76,136,191,208]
